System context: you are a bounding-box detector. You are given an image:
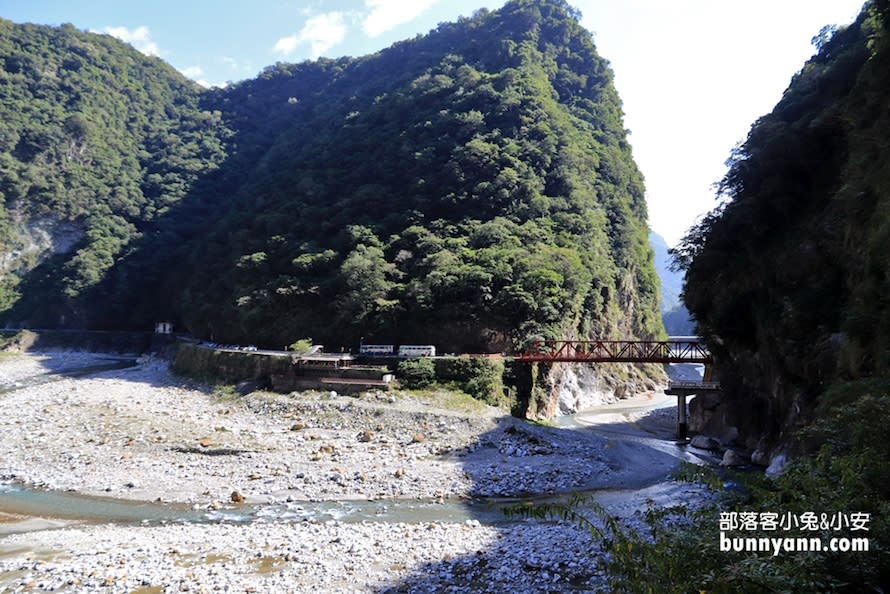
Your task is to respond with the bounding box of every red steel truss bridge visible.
[517,337,713,364]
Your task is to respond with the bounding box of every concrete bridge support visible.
[665,388,696,440]
[678,392,688,440]
[665,381,721,441]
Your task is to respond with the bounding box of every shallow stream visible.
[0,358,715,533]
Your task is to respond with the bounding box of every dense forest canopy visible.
[0,19,229,318]
[675,0,890,448]
[628,4,890,590]
[0,0,661,352]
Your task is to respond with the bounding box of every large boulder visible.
[720,449,748,467]
[689,435,721,451]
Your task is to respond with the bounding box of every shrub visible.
[287,338,313,354]
[397,357,436,389]
[508,378,890,592]
[434,356,506,405]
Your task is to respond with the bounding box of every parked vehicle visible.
[359,344,436,357]
[359,344,395,356]
[397,345,436,357]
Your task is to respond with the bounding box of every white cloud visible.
[273,34,300,55]
[181,65,203,79]
[362,0,440,37]
[103,25,160,56]
[179,65,211,87]
[216,57,248,84]
[274,12,346,59]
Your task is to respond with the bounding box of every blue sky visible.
[0,0,867,246]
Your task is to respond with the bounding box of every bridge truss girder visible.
[517,339,713,365]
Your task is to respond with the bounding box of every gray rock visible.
[236,380,262,395]
[689,435,721,451]
[720,449,747,467]
[766,452,789,476]
[695,391,721,411]
[750,448,770,466]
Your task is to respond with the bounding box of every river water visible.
[0,358,716,533]
[0,356,138,393]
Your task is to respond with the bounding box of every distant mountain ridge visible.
[648,231,694,335]
[0,0,663,358]
[648,231,681,312]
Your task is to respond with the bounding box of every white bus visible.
[398,345,436,357]
[360,344,395,356]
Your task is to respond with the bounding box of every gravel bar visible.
[0,352,696,592]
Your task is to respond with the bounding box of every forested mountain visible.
[675,0,890,454]
[649,5,890,589]
[0,0,662,354]
[0,19,230,323]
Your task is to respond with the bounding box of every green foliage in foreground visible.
[509,379,890,592]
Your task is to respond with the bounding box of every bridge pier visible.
[664,388,695,441]
[664,381,721,441]
[677,392,688,440]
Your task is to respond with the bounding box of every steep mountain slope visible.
[159,0,661,352]
[675,0,890,457]
[0,19,230,325]
[648,232,681,312]
[0,1,662,364]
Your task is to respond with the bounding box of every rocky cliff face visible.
[0,212,83,276]
[520,362,663,420]
[678,3,890,461]
[649,231,694,336]
[553,364,663,414]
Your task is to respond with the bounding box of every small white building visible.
[154,321,173,334]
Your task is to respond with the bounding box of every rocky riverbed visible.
[0,352,705,593]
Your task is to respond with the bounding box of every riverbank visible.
[0,353,680,506]
[0,352,705,592]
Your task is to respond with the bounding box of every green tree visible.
[336,243,400,328]
[397,357,436,389]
